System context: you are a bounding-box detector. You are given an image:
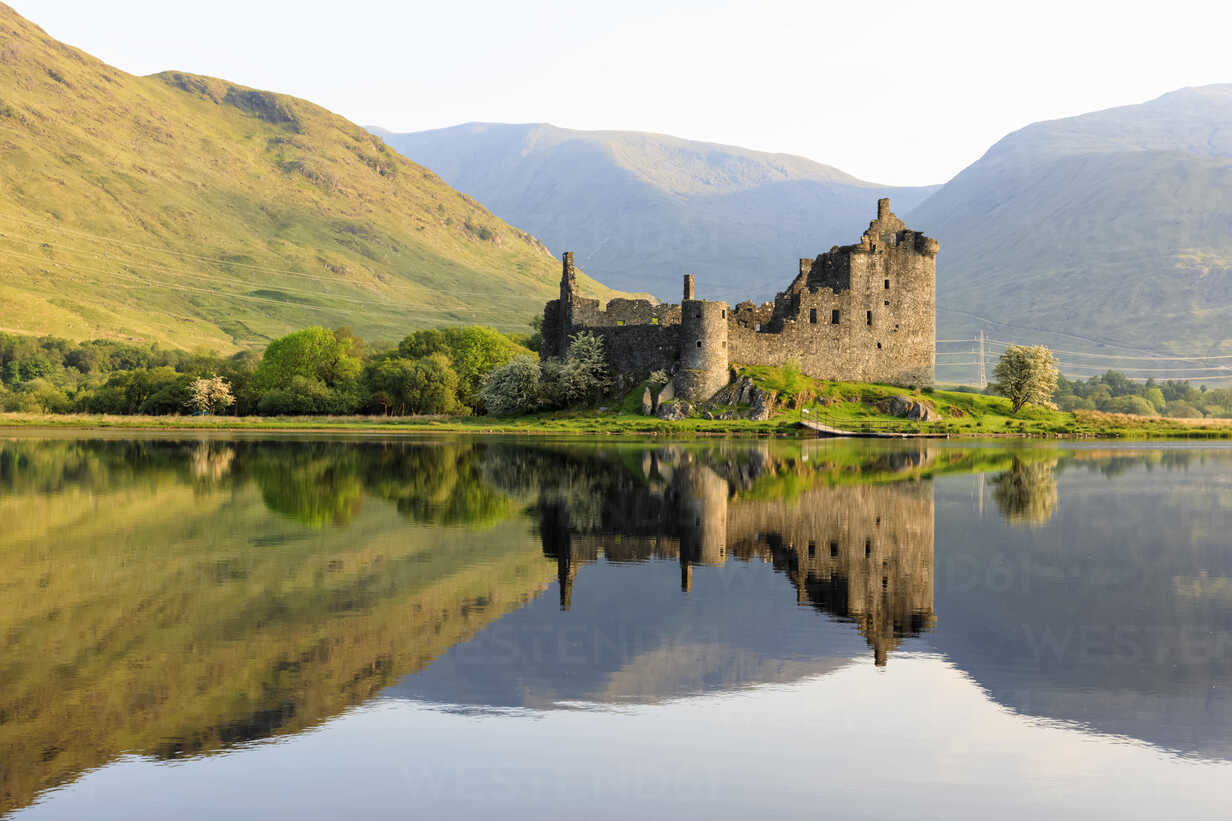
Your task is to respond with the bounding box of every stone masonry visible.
[542,199,937,400]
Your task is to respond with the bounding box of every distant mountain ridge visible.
[372,122,940,302]
[0,4,621,351]
[909,84,1232,358]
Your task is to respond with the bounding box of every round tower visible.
[677,290,729,401]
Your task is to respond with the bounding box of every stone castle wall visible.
[542,199,937,399]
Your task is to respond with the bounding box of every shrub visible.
[479,355,542,416]
[1164,400,1204,418]
[1102,395,1157,416]
[536,332,610,409]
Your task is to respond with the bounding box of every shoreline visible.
[2,412,1231,440]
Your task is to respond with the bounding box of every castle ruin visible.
[542,199,938,397]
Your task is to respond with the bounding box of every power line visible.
[983,338,1232,361]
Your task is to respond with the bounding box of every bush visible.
[479,355,542,416]
[257,376,359,415]
[548,332,610,407]
[1102,395,1157,416]
[139,377,194,415]
[1164,400,1204,418]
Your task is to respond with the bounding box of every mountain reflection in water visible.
[0,435,1229,818]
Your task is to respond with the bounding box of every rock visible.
[705,411,715,420]
[736,378,754,405]
[749,388,777,421]
[888,395,939,422]
[655,379,675,411]
[655,400,690,421]
[641,387,653,416]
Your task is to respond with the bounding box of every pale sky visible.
[11,0,1231,186]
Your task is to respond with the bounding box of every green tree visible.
[396,326,529,409]
[407,354,462,415]
[255,327,362,392]
[1104,395,1157,416]
[1164,400,1204,418]
[366,355,461,415]
[990,345,1059,414]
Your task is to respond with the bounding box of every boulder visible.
[641,387,653,416]
[655,379,675,411]
[749,388,777,421]
[888,395,939,422]
[655,400,690,421]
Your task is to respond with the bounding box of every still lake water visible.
[1,433,1230,819]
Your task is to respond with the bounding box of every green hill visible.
[372,122,939,302]
[0,4,622,352]
[908,85,1232,365]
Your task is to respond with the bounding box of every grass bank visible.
[3,397,1231,440]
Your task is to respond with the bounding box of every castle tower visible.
[678,462,729,589]
[676,276,729,401]
[557,251,577,348]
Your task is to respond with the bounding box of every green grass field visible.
[5,385,1231,439]
[0,6,624,353]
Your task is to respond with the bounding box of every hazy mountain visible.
[0,5,620,352]
[373,123,940,302]
[909,85,1232,358]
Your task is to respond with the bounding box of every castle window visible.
[884,300,890,306]
[756,323,762,332]
[617,319,625,326]
[696,340,702,348]
[831,309,840,325]
[696,311,702,319]
[808,541,816,558]
[865,538,872,557]
[884,279,890,290]
[651,317,659,325]
[877,342,882,349]
[721,309,726,318]
[830,541,838,558]
[866,311,873,326]
[809,308,817,324]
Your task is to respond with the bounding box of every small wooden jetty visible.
[798,419,950,440]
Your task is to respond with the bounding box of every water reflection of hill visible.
[0,438,555,815]
[932,451,1232,760]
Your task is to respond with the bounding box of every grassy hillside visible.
[908,85,1232,371]
[0,4,623,352]
[0,438,555,814]
[373,122,939,302]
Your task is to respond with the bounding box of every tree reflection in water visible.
[990,456,1060,525]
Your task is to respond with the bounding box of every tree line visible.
[983,345,1230,419]
[0,322,610,417]
[3,328,1229,418]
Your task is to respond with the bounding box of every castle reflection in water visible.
[537,446,936,666]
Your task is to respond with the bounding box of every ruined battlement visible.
[542,199,936,399]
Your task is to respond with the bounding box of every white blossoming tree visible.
[186,376,235,415]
